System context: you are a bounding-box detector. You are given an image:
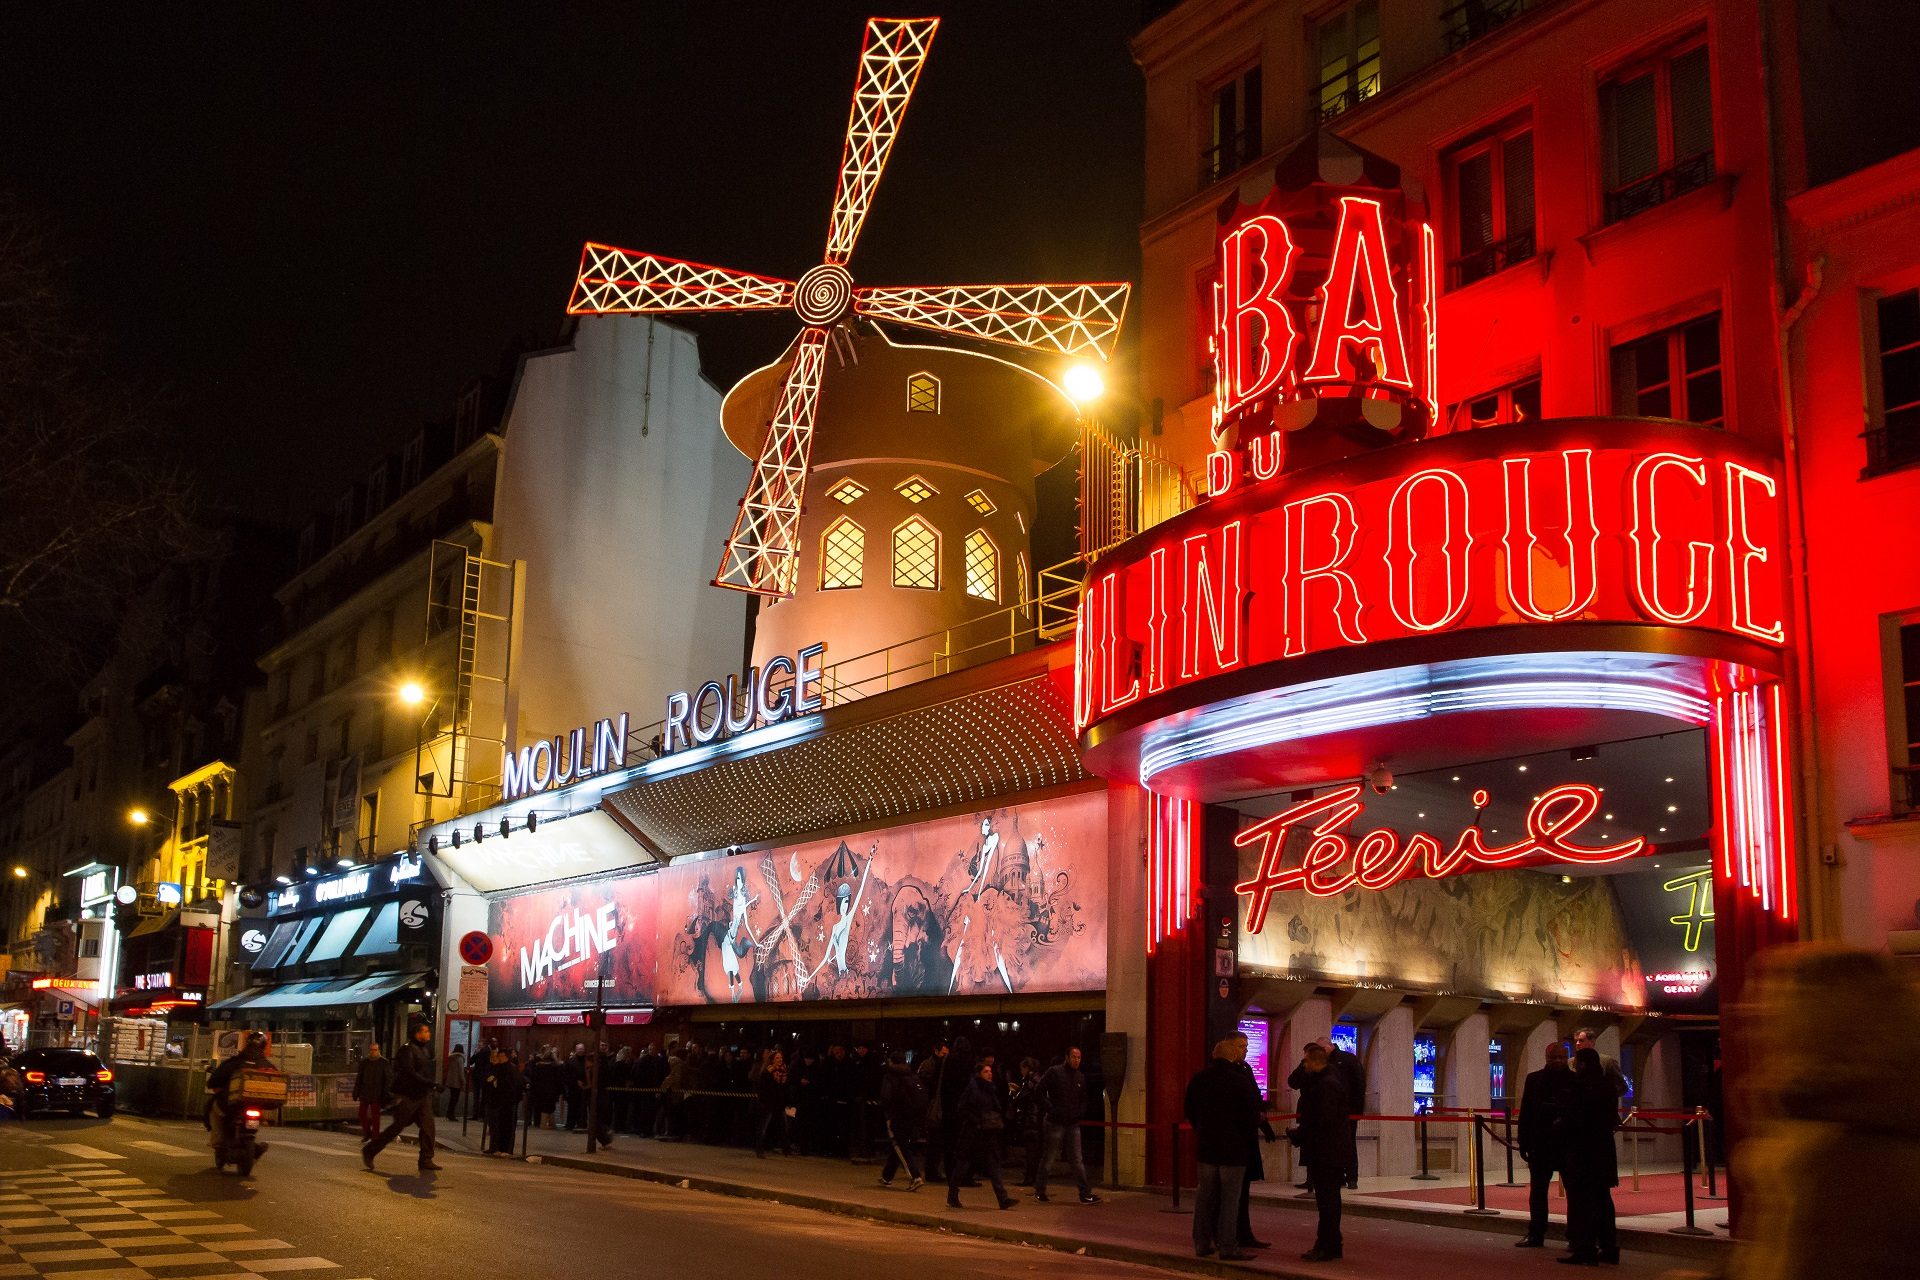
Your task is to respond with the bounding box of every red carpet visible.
[1373,1170,1722,1217]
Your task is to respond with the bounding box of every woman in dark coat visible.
[752,1049,792,1157]
[480,1048,525,1156]
[946,1060,1015,1210]
[1560,1046,1621,1265]
[528,1048,564,1129]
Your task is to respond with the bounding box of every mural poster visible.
[658,789,1108,1005]
[487,872,658,1010]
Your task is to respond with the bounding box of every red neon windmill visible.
[567,16,1131,599]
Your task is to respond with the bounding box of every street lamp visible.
[397,679,427,708]
[10,866,26,879]
[1062,361,1106,407]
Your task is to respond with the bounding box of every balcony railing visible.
[1603,151,1716,225]
[1199,130,1259,186]
[1862,419,1920,477]
[1314,70,1380,124]
[1441,0,1533,53]
[1449,228,1537,288]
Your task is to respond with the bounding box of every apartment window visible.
[907,373,940,414]
[365,464,389,517]
[401,433,425,489]
[1202,65,1262,184]
[892,517,940,590]
[361,792,379,851]
[820,518,865,590]
[332,488,357,543]
[1442,0,1533,52]
[1610,313,1724,426]
[1315,1,1380,124]
[1894,621,1920,812]
[963,530,999,602]
[295,521,317,569]
[1448,375,1541,432]
[1602,39,1714,224]
[1868,288,1920,475]
[455,382,484,449]
[1447,124,1535,287]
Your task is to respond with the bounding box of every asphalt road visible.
[0,1114,1180,1280]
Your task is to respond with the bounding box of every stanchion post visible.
[1669,1117,1712,1237]
[1464,1117,1499,1215]
[1410,1112,1438,1180]
[1168,1122,1183,1211]
[521,1086,532,1158]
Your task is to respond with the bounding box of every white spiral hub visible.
[794,262,855,325]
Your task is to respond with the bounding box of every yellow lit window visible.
[895,475,938,504]
[892,517,939,590]
[821,518,864,590]
[1016,552,1030,609]
[828,478,867,505]
[907,372,940,413]
[964,529,998,602]
[965,489,996,515]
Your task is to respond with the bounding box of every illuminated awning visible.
[208,970,428,1015]
[601,645,1085,861]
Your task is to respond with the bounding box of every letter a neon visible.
[1304,196,1413,389]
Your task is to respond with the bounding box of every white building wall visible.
[494,316,749,758]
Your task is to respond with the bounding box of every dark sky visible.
[0,2,1146,525]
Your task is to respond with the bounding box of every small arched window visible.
[821,517,865,590]
[892,517,940,590]
[964,529,998,602]
[907,372,941,414]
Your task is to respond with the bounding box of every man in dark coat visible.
[1185,1039,1260,1261]
[364,1021,442,1173]
[564,1043,588,1130]
[1561,1047,1621,1265]
[1228,1030,1277,1249]
[1288,1039,1353,1262]
[1033,1045,1100,1204]
[1515,1040,1574,1248]
[877,1048,927,1188]
[1327,1037,1367,1189]
[946,1060,1015,1210]
[351,1042,392,1144]
[480,1047,524,1156]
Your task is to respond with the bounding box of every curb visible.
[1248,1191,1730,1261]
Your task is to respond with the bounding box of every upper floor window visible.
[907,373,940,414]
[820,517,865,590]
[332,489,357,543]
[1867,288,1920,476]
[892,517,940,590]
[1446,123,1535,288]
[1601,39,1714,225]
[401,433,425,490]
[1610,312,1723,427]
[1447,375,1541,432]
[1202,65,1262,185]
[1315,1,1380,124]
[1442,0,1534,53]
[365,463,389,517]
[454,382,484,449]
[1891,619,1920,813]
[963,530,999,603]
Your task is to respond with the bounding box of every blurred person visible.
[1515,1040,1574,1249]
[946,1059,1015,1210]
[351,1042,391,1145]
[1728,944,1920,1280]
[442,1044,466,1120]
[877,1047,928,1189]
[655,1046,688,1141]
[1186,1038,1258,1262]
[1560,1046,1620,1266]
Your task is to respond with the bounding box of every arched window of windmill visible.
[964,530,999,602]
[820,517,865,590]
[1016,551,1031,610]
[892,517,940,590]
[906,372,941,414]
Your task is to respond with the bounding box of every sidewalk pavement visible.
[425,1122,1728,1280]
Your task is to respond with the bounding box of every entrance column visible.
[1370,1006,1415,1176]
[1447,1012,1491,1114]
[1106,784,1150,1186]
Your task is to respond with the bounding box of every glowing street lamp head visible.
[1063,362,1105,406]
[398,681,426,708]
[10,866,27,879]
[127,808,150,827]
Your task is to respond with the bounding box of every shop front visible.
[1075,154,1795,1183]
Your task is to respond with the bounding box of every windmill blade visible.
[713,327,830,597]
[856,282,1132,359]
[568,243,795,314]
[822,17,939,265]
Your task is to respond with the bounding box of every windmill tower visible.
[566,16,1128,678]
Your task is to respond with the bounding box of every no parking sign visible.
[458,930,494,966]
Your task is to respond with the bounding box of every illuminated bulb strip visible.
[1706,679,1795,925]
[855,283,1130,360]
[1142,676,1709,785]
[1146,790,1201,953]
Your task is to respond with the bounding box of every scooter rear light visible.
[24,1071,44,1084]
[244,1108,261,1120]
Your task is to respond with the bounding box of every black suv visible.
[13,1048,116,1118]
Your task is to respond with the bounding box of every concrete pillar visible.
[1286,996,1334,1072]
[1447,1013,1491,1113]
[1634,1033,1685,1164]
[1521,1019,1562,1076]
[1370,1006,1416,1176]
[1104,786,1149,1187]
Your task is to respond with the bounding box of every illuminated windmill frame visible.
[567,16,1130,598]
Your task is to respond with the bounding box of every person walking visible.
[1515,1040,1575,1249]
[877,1048,927,1190]
[1289,1039,1355,1263]
[917,1041,954,1181]
[946,1059,1016,1210]
[363,1021,442,1173]
[1185,1038,1259,1261]
[1560,1046,1621,1266]
[1009,1057,1044,1187]
[480,1046,524,1157]
[1033,1046,1100,1204]
[351,1042,391,1145]
[442,1044,466,1120]
[752,1049,791,1157]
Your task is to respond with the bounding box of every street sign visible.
[458,931,493,966]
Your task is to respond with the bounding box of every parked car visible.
[13,1048,115,1118]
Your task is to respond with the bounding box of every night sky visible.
[0,2,1146,525]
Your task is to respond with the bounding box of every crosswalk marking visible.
[125,1144,199,1159]
[45,1148,124,1162]
[169,1227,252,1238]
[244,1259,339,1273]
[203,1243,291,1254]
[117,1252,225,1268]
[11,1247,120,1263]
[141,1213,217,1223]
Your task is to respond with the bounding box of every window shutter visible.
[1456,151,1495,254]
[1669,46,1714,163]
[1503,132,1536,241]
[1604,72,1659,187]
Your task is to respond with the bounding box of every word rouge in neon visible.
[1074,430,1787,730]
[519,900,619,989]
[664,641,825,754]
[1234,782,1646,931]
[504,713,629,801]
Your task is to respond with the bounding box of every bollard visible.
[1463,1118,1499,1215]
[1699,1107,1723,1200]
[521,1089,532,1158]
[1669,1117,1712,1237]
[1166,1121,1183,1211]
[1410,1112,1439,1180]
[1625,1108,1641,1193]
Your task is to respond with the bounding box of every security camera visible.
[1366,764,1393,795]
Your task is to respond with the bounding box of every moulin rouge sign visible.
[1076,181,1787,734]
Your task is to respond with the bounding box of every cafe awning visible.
[208,970,429,1015]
